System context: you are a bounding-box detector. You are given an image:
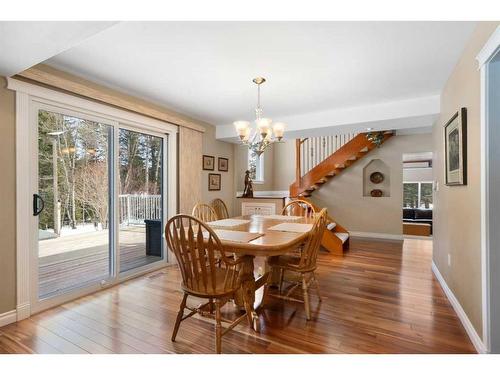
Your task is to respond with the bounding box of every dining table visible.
[206,214,316,332]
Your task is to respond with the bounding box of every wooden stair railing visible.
[289,131,394,255]
[290,132,393,198]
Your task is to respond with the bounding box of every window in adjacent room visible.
[403,182,433,209]
[248,149,264,183]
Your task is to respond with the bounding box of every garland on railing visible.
[365,131,385,147]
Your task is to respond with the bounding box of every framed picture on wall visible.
[208,173,221,191]
[218,157,229,172]
[202,155,215,170]
[444,107,467,186]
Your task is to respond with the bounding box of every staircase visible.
[289,131,394,254]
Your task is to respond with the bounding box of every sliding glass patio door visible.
[118,128,165,274]
[36,108,113,299]
[33,104,169,308]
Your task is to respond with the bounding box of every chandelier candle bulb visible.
[243,127,251,142]
[234,120,250,139]
[256,118,271,136]
[273,122,286,141]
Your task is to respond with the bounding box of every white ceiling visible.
[0,21,476,138]
[0,21,117,76]
[44,21,475,131]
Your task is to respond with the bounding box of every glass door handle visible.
[33,194,45,216]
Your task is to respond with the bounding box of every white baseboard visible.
[349,231,404,241]
[431,261,486,354]
[0,310,17,328]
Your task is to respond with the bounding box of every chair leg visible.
[215,300,222,354]
[171,293,188,342]
[278,268,285,295]
[302,275,311,321]
[313,272,322,302]
[209,298,214,314]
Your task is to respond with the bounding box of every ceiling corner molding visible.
[476,26,500,67]
[15,64,207,133]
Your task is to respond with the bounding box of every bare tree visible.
[74,162,109,229]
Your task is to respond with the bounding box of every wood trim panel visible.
[178,127,203,215]
[15,64,207,133]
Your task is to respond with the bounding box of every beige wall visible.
[432,22,499,338]
[201,125,235,216]
[0,77,17,314]
[309,134,432,235]
[272,140,296,191]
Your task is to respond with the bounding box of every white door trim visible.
[9,78,178,319]
[15,91,32,321]
[477,25,500,353]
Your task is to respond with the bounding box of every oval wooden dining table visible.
[207,214,315,332]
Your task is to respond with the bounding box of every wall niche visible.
[363,159,391,197]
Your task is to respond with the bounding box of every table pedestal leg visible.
[233,255,271,332]
[240,255,260,331]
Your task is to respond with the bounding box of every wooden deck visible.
[39,227,162,297]
[0,238,475,354]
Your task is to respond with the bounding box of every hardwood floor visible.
[0,238,476,354]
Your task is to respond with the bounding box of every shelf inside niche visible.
[363,159,391,197]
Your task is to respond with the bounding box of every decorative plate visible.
[370,189,383,197]
[370,171,384,184]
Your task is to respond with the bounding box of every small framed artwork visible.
[218,157,229,172]
[444,107,467,186]
[208,173,221,191]
[202,155,215,171]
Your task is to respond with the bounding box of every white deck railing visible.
[119,194,162,225]
[300,133,357,176]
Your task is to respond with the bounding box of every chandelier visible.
[233,77,286,156]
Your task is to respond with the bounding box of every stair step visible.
[316,178,327,184]
[326,171,336,177]
[305,185,317,192]
[347,155,357,161]
[334,232,349,244]
[359,147,369,153]
[335,164,346,169]
[300,192,312,197]
[327,222,337,231]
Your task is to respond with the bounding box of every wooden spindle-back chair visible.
[211,198,229,220]
[166,214,247,353]
[192,203,218,222]
[282,199,316,218]
[269,208,328,320]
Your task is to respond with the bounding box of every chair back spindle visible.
[211,198,229,220]
[298,208,327,270]
[282,199,316,218]
[192,203,218,222]
[166,215,240,296]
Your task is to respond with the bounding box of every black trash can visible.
[144,219,162,257]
